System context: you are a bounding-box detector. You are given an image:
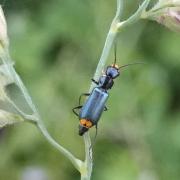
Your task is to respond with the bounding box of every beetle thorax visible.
[99,75,114,90]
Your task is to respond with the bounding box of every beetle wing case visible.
[79,87,109,125]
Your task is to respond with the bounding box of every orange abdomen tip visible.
[80,119,93,128]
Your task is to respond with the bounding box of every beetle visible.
[73,63,120,135]
[73,44,144,136]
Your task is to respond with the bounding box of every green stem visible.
[6,96,37,123]
[81,175,91,180]
[1,49,39,117]
[81,1,124,180]
[82,1,151,179]
[93,0,151,87]
[91,0,124,86]
[83,133,93,179]
[37,121,82,172]
[0,1,152,179]
[1,49,82,173]
[91,30,117,86]
[117,0,151,29]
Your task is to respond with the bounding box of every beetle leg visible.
[104,106,108,111]
[79,93,90,106]
[72,105,82,117]
[91,78,99,85]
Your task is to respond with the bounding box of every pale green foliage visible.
[0,58,25,129]
[0,63,14,99]
[0,0,179,180]
[0,6,82,175]
[0,109,24,128]
[0,50,37,124]
[0,5,35,126]
[0,63,23,129]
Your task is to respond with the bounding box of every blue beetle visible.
[73,64,120,136]
[72,41,144,136]
[72,60,144,136]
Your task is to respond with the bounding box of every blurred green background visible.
[0,0,180,180]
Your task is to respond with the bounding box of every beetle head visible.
[106,65,120,79]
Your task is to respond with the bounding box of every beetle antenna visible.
[113,41,117,66]
[119,62,146,69]
[89,125,98,161]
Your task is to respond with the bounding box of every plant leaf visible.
[0,63,14,100]
[0,109,24,128]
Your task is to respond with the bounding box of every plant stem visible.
[91,0,123,86]
[0,1,152,179]
[37,121,82,172]
[81,1,124,180]
[117,0,151,29]
[1,49,39,116]
[82,0,151,179]
[91,30,117,87]
[1,48,82,173]
[81,175,91,180]
[83,133,93,179]
[6,96,37,123]
[92,0,150,86]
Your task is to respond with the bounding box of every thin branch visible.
[85,1,151,178]
[1,49,82,173]
[82,1,124,180]
[84,133,93,179]
[6,96,37,123]
[1,49,39,117]
[117,0,151,29]
[0,1,153,179]
[115,0,123,19]
[37,121,82,172]
[91,0,123,87]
